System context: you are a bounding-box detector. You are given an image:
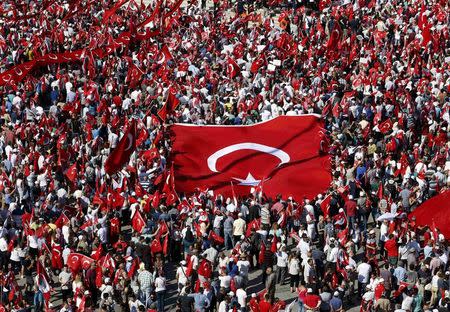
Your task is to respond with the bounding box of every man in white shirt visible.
[233,213,246,242]
[297,235,311,261]
[357,260,372,297]
[276,245,288,285]
[59,266,72,302]
[202,245,218,264]
[237,254,251,287]
[176,261,188,292]
[236,287,247,309]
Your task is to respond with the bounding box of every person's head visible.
[266,267,272,274]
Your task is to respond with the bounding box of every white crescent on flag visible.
[207,142,290,173]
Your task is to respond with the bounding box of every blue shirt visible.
[189,293,210,312]
[330,297,342,311]
[393,266,406,284]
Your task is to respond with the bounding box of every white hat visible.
[307,288,313,293]
[228,291,235,296]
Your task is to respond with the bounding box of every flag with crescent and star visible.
[169,115,331,199]
[104,119,137,175]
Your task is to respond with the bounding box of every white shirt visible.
[237,260,250,277]
[177,266,188,285]
[213,215,224,229]
[233,218,246,236]
[28,235,39,249]
[236,288,247,308]
[219,275,231,288]
[276,251,288,267]
[327,247,339,263]
[10,248,21,262]
[288,258,300,275]
[357,262,372,283]
[0,237,7,252]
[297,239,310,259]
[218,300,227,312]
[154,276,166,292]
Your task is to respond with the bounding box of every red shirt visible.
[344,200,357,217]
[259,300,272,312]
[384,238,398,257]
[303,294,321,309]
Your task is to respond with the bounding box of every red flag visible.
[337,227,349,246]
[158,45,173,64]
[54,213,70,228]
[78,295,86,312]
[320,194,331,218]
[158,87,180,121]
[379,119,393,134]
[377,182,384,200]
[185,255,194,276]
[36,260,51,302]
[409,191,450,238]
[227,57,240,78]
[245,218,261,237]
[65,162,77,183]
[251,53,266,74]
[209,231,225,245]
[151,239,163,254]
[67,253,94,273]
[127,257,140,278]
[162,235,169,255]
[132,209,146,233]
[125,59,144,89]
[258,242,266,265]
[136,119,149,147]
[104,119,137,175]
[170,116,330,199]
[270,235,278,253]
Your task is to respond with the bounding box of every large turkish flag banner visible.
[170,115,331,199]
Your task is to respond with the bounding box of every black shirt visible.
[178,295,195,312]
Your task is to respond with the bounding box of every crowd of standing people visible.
[0,0,449,311]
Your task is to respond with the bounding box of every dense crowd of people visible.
[0,0,449,311]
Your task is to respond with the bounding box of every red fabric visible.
[150,239,163,254]
[170,116,330,199]
[409,190,450,238]
[251,53,266,73]
[104,119,137,175]
[270,236,278,253]
[258,300,272,312]
[65,162,77,183]
[54,213,69,228]
[227,57,241,78]
[379,119,393,134]
[162,235,169,255]
[384,238,398,257]
[51,243,63,270]
[246,218,261,237]
[303,294,321,309]
[320,194,331,218]
[158,86,180,121]
[132,210,146,233]
[103,0,128,22]
[344,200,357,217]
[209,230,225,245]
[67,253,94,273]
[258,242,266,265]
